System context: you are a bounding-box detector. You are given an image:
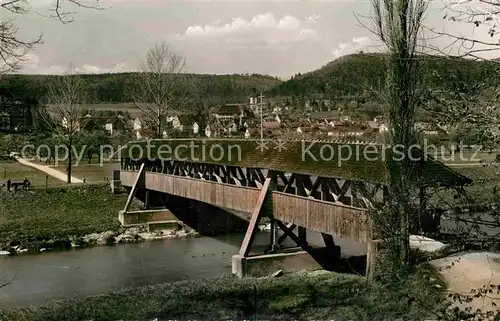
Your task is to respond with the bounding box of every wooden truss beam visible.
[123,162,145,212]
[238,177,272,257]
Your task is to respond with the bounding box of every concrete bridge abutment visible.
[231,245,343,278]
[121,184,250,236]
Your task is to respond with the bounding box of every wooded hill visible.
[0,73,282,105]
[268,53,500,102]
[3,54,499,108]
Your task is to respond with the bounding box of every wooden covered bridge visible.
[116,138,471,277]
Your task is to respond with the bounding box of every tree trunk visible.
[67,145,72,184]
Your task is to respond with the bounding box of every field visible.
[0,184,137,251]
[44,162,121,183]
[0,264,445,321]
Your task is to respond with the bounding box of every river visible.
[0,231,366,308]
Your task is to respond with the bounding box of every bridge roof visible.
[118,139,471,186]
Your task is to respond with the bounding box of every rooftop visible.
[176,114,198,124]
[211,104,243,115]
[118,138,471,186]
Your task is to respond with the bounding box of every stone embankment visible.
[0,225,199,255]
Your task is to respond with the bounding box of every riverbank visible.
[0,265,446,320]
[0,184,196,254]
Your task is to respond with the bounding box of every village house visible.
[367,121,389,134]
[342,124,367,136]
[205,122,226,138]
[0,99,34,133]
[297,124,316,134]
[79,114,107,132]
[248,96,260,115]
[132,118,142,139]
[104,115,126,136]
[415,122,445,136]
[272,105,283,114]
[319,126,338,137]
[244,127,261,139]
[228,120,238,135]
[62,116,81,132]
[340,115,351,122]
[170,114,197,132]
[254,121,281,137]
[287,121,302,131]
[210,104,253,128]
[136,126,156,140]
[205,124,212,138]
[319,123,366,137]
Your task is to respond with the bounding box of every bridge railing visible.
[145,172,261,214]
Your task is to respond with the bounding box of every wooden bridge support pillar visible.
[268,218,277,253]
[144,190,150,209]
[232,174,339,278]
[110,170,123,194]
[298,226,307,247]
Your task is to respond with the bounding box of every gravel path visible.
[15,157,83,183]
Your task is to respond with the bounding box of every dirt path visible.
[411,237,500,315]
[431,252,500,314]
[15,157,83,183]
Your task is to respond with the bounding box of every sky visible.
[6,0,500,78]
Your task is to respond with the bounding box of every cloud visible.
[76,63,130,74]
[181,12,320,45]
[20,53,132,74]
[332,36,373,59]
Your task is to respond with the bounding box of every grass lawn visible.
[0,162,64,188]
[71,163,120,182]
[455,166,500,201]
[437,151,498,164]
[48,162,120,183]
[28,159,120,183]
[0,184,138,250]
[0,264,446,321]
[429,165,500,206]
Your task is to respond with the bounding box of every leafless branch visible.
[0,0,103,74]
[424,0,500,59]
[0,19,41,74]
[44,0,104,24]
[131,42,193,139]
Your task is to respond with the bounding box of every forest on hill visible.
[0,73,282,105]
[3,54,500,110]
[269,53,500,102]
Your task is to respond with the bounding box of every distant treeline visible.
[0,72,282,105]
[3,54,500,111]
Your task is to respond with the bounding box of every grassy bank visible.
[0,265,446,321]
[0,184,136,251]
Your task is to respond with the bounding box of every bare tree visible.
[0,19,40,74]
[43,65,88,183]
[425,0,500,59]
[0,0,101,74]
[131,43,191,139]
[370,0,427,279]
